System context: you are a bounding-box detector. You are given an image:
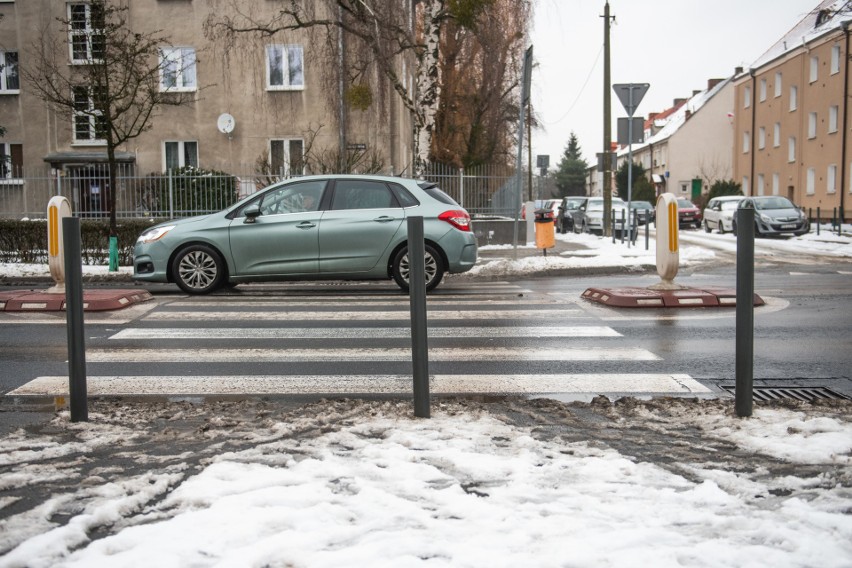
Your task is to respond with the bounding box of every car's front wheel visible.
[392,244,445,292]
[703,219,711,233]
[172,244,226,294]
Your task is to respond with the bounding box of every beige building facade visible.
[0,0,415,216]
[733,2,850,219]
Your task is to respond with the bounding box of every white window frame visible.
[828,164,837,194]
[790,85,798,111]
[159,47,197,92]
[269,138,305,176]
[829,105,839,133]
[806,167,815,195]
[0,142,22,180]
[788,137,796,163]
[808,112,817,139]
[72,86,106,145]
[266,44,305,91]
[772,173,779,196]
[163,140,198,171]
[742,176,750,195]
[743,85,751,108]
[810,55,819,83]
[0,51,19,94]
[68,3,104,64]
[759,78,767,102]
[758,126,766,149]
[774,72,782,97]
[743,131,750,153]
[757,173,765,196]
[773,122,781,147]
[831,44,841,75]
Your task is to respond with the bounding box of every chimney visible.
[708,78,723,91]
[685,110,693,120]
[693,90,701,97]
[735,66,744,75]
[674,98,687,107]
[648,112,659,121]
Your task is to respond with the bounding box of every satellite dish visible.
[217,113,235,134]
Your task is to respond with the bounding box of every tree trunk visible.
[413,0,444,178]
[106,143,119,271]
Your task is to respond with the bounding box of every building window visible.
[788,137,796,163]
[773,122,781,147]
[772,173,779,195]
[831,44,841,75]
[757,174,765,196]
[759,78,767,102]
[790,85,798,111]
[266,45,304,90]
[680,182,689,193]
[808,112,817,139]
[160,47,197,92]
[829,105,839,133]
[743,131,750,153]
[743,85,751,108]
[0,51,19,93]
[0,142,22,178]
[269,138,304,175]
[806,167,815,195]
[810,56,819,83]
[164,141,198,170]
[774,72,782,97]
[828,164,837,194]
[742,176,750,195]
[73,86,107,143]
[68,3,105,64]
[758,127,766,149]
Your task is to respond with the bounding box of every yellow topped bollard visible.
[46,196,72,293]
[534,207,555,255]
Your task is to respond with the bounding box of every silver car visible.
[573,197,628,235]
[133,175,478,293]
[703,195,744,233]
[733,196,810,237]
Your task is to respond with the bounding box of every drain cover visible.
[721,386,851,402]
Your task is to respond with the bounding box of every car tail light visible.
[438,210,471,231]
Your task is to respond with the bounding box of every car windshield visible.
[721,201,740,211]
[565,199,585,209]
[631,201,652,209]
[754,197,795,210]
[677,199,695,208]
[587,199,624,212]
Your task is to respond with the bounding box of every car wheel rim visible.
[400,251,438,285]
[178,251,218,290]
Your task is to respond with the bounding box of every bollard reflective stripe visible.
[47,196,72,291]
[655,193,680,285]
[668,200,678,253]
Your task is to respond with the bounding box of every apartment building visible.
[0,0,415,217]
[733,0,850,219]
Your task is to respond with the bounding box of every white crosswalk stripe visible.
[9,283,713,398]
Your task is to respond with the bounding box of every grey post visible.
[645,213,650,250]
[407,216,430,418]
[62,217,88,422]
[735,206,755,418]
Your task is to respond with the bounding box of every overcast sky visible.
[530,0,821,166]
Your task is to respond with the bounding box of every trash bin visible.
[534,208,555,251]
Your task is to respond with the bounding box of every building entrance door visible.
[69,165,110,218]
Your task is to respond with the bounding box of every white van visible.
[703,195,744,233]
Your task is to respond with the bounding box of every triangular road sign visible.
[613,83,650,116]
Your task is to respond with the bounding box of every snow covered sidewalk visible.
[1,397,850,567]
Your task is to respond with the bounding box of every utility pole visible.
[601,1,614,236]
[528,98,533,201]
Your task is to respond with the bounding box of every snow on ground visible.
[0,398,850,567]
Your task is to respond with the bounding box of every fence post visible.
[459,167,465,210]
[168,169,175,218]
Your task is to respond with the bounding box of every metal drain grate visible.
[721,386,851,403]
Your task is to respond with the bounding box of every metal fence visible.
[0,163,540,220]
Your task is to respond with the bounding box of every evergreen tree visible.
[615,160,654,201]
[554,132,588,196]
[706,179,743,202]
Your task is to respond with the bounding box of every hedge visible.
[0,219,165,266]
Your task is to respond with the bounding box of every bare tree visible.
[206,0,501,177]
[22,1,195,270]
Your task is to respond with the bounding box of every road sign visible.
[617,117,645,145]
[613,83,649,116]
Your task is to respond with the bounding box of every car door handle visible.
[373,216,396,223]
[296,221,316,229]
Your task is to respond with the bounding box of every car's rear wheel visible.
[392,244,445,292]
[172,244,226,294]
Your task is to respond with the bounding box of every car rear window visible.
[420,184,460,206]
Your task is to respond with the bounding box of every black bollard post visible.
[645,214,650,250]
[407,216,430,419]
[735,206,755,418]
[817,206,821,235]
[612,210,616,244]
[620,209,626,244]
[62,217,88,422]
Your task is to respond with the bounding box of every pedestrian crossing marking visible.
[110,326,622,340]
[143,310,587,321]
[9,374,710,397]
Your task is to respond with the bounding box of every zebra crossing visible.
[10,281,713,400]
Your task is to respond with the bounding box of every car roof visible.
[710,195,744,201]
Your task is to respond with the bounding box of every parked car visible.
[629,200,655,225]
[556,196,588,233]
[677,198,702,229]
[521,199,559,224]
[733,196,810,237]
[133,175,478,294]
[703,195,744,233]
[573,197,628,235]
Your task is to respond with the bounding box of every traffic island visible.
[0,289,153,312]
[581,286,764,308]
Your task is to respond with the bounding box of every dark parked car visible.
[134,175,478,294]
[556,196,588,233]
[733,196,809,237]
[629,200,655,225]
[677,198,702,229]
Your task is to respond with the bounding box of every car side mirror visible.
[244,204,261,224]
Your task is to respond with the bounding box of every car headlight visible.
[759,214,772,223]
[137,225,175,244]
